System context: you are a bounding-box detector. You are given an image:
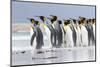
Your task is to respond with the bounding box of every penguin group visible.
[28,15,96,49]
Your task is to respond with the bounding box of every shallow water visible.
[12,32,95,66]
[12,46,95,66]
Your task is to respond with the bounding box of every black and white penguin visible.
[70,19,77,47]
[63,20,74,47]
[56,20,64,48]
[85,19,94,46]
[36,16,52,48]
[92,18,96,43]
[27,18,35,37]
[79,17,88,47]
[29,19,44,49]
[46,15,57,47]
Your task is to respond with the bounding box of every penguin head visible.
[34,21,40,25]
[64,20,70,25]
[79,16,86,21]
[92,18,96,24]
[72,19,77,24]
[88,19,91,22]
[36,16,46,22]
[49,15,57,23]
[87,19,92,24]
[78,20,81,25]
[28,18,35,24]
[79,16,86,24]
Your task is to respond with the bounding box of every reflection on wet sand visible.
[12,46,95,66]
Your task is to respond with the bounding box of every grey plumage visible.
[85,23,94,46]
[55,20,63,47]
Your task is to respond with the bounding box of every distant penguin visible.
[75,20,82,47]
[28,18,35,37]
[92,19,96,43]
[85,19,94,46]
[36,16,52,48]
[49,15,65,48]
[47,15,57,47]
[71,19,81,47]
[70,19,77,47]
[56,20,63,48]
[58,20,65,47]
[63,20,74,47]
[29,19,44,49]
[61,20,67,48]
[79,18,88,47]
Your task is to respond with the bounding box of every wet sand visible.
[12,46,95,66]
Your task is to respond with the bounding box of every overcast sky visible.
[12,1,95,23]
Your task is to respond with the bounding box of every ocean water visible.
[12,32,95,66]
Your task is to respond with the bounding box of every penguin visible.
[28,18,36,46]
[92,18,96,44]
[61,20,67,48]
[79,17,88,47]
[34,21,44,49]
[29,19,44,49]
[71,19,81,47]
[27,18,35,37]
[46,15,57,47]
[85,19,95,46]
[63,20,74,47]
[56,20,64,48]
[70,19,77,47]
[36,16,52,48]
[49,15,66,48]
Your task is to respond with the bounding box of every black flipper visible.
[47,25,56,47]
[70,26,77,47]
[30,31,36,46]
[36,27,44,49]
[85,24,95,46]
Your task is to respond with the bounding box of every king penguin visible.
[56,20,63,48]
[36,16,52,48]
[46,15,57,48]
[63,20,74,47]
[85,19,94,46]
[29,19,44,49]
[27,18,35,37]
[79,17,88,47]
[70,19,77,47]
[74,19,82,47]
[92,18,96,44]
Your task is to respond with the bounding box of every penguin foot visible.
[37,51,44,54]
[21,51,26,54]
